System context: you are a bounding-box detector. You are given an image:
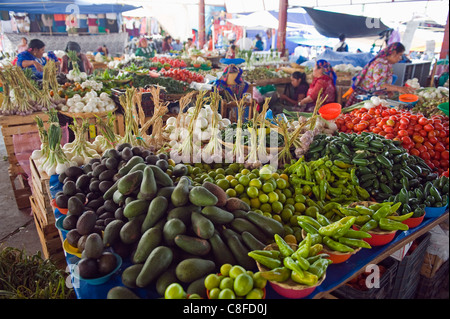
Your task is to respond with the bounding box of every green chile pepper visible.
[308,243,323,257]
[372,206,392,222]
[354,205,374,215]
[338,236,372,249]
[355,186,370,200]
[306,253,329,264]
[296,256,311,271]
[355,215,372,225]
[290,269,318,286]
[274,234,294,258]
[316,212,331,226]
[318,216,355,237]
[379,218,409,231]
[249,250,281,258]
[323,236,354,253]
[298,221,319,235]
[360,219,378,232]
[297,215,322,229]
[248,252,282,269]
[343,229,372,239]
[387,212,414,222]
[260,266,291,282]
[294,233,311,259]
[308,258,332,279]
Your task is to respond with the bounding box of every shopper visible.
[172,39,183,51]
[345,42,415,106]
[16,37,28,54]
[335,34,349,52]
[135,37,155,58]
[225,44,236,59]
[16,39,59,80]
[60,41,93,75]
[184,38,194,52]
[162,36,173,53]
[298,59,337,112]
[271,71,310,115]
[253,34,264,51]
[97,44,109,56]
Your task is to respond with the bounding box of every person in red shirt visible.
[162,36,173,53]
[299,59,336,112]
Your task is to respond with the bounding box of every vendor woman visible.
[60,41,93,75]
[270,71,309,115]
[135,37,155,58]
[345,42,415,106]
[17,39,59,79]
[298,59,337,112]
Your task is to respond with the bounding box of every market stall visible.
[0,39,449,302]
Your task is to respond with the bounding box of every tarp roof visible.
[0,0,139,14]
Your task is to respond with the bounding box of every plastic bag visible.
[426,225,449,263]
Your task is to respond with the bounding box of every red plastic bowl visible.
[319,103,342,120]
[399,94,418,103]
[402,213,425,228]
[51,198,68,214]
[322,247,361,264]
[353,225,397,246]
[269,280,318,299]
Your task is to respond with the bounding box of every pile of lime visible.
[204,264,267,299]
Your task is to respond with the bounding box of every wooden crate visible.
[29,158,54,225]
[29,195,66,269]
[0,112,49,209]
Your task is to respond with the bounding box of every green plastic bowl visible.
[438,102,449,116]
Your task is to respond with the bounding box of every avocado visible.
[55,194,69,209]
[107,286,140,299]
[84,233,104,259]
[97,252,117,276]
[66,229,82,248]
[175,258,215,283]
[105,157,119,170]
[131,146,143,156]
[121,147,133,161]
[225,197,251,212]
[145,154,159,165]
[99,180,114,194]
[188,186,218,207]
[172,164,188,177]
[155,266,178,296]
[76,211,97,235]
[99,169,116,182]
[63,180,77,197]
[77,235,88,252]
[67,196,84,216]
[104,148,121,159]
[62,214,78,230]
[163,218,186,246]
[202,181,228,207]
[156,159,168,171]
[78,258,99,279]
[122,264,144,288]
[65,166,84,179]
[75,174,90,191]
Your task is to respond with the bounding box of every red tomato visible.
[412,135,425,144]
[435,143,446,153]
[421,152,431,160]
[418,117,429,125]
[399,118,410,125]
[442,150,450,160]
[424,141,434,150]
[385,133,395,140]
[402,136,413,145]
[423,124,434,132]
[398,130,409,137]
[410,148,420,156]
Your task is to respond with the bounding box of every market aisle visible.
[0,128,43,256]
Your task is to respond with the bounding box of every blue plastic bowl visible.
[424,204,448,218]
[55,215,68,234]
[72,253,122,285]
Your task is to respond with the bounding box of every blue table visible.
[50,175,448,299]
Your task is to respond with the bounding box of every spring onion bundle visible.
[119,87,140,146]
[66,50,87,82]
[93,112,121,153]
[202,88,223,163]
[233,96,246,163]
[63,118,101,165]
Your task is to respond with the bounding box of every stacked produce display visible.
[0,49,448,300]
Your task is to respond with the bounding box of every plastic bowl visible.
[51,198,68,215]
[321,246,361,264]
[352,225,397,246]
[402,213,425,228]
[206,283,266,299]
[438,102,449,116]
[256,243,325,299]
[72,253,122,285]
[399,94,419,105]
[319,103,342,120]
[63,238,82,258]
[424,204,448,218]
[55,215,68,234]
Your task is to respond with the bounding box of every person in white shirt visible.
[334,34,349,52]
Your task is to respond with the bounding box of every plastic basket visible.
[333,257,398,299]
[389,232,431,299]
[415,259,449,299]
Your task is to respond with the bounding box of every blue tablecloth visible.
[50,175,447,299]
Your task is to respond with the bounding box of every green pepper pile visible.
[387,175,449,217]
[307,132,433,202]
[248,234,332,287]
[297,214,373,254]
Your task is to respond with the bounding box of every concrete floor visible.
[0,127,43,256]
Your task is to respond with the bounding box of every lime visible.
[262,182,274,193]
[281,208,293,222]
[226,188,237,198]
[303,185,312,195]
[192,167,202,175]
[246,288,264,299]
[285,197,295,206]
[259,193,269,204]
[294,194,307,203]
[219,277,234,290]
[241,168,251,175]
[278,193,287,204]
[260,203,272,213]
[229,265,246,279]
[246,186,259,199]
[164,283,186,299]
[203,177,214,183]
[220,263,233,277]
[240,197,251,206]
[271,201,283,214]
[215,168,225,175]
[228,163,240,173]
[252,272,267,289]
[225,175,234,182]
[234,184,245,194]
[234,273,254,297]
[259,166,273,181]
[229,178,239,188]
[249,178,262,189]
[276,178,287,190]
[216,179,230,191]
[250,198,261,209]
[208,171,217,179]
[215,173,226,180]
[209,287,220,299]
[283,188,293,198]
[272,214,282,223]
[294,202,306,213]
[267,191,279,203]
[218,288,236,299]
[188,293,202,299]
[305,206,319,217]
[284,203,295,213]
[238,175,250,187]
[205,274,222,291]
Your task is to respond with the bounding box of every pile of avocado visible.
[58,143,286,299]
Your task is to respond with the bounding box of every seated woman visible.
[16,39,59,80]
[345,42,414,106]
[225,44,236,59]
[299,59,337,112]
[270,71,309,115]
[135,37,155,58]
[60,41,93,75]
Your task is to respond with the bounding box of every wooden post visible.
[198,0,206,49]
[440,12,449,59]
[277,0,288,57]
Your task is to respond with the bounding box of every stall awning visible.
[302,7,390,38]
[0,0,139,14]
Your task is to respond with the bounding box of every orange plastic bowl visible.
[322,246,361,264]
[51,198,68,214]
[353,225,396,246]
[206,286,266,299]
[319,103,342,120]
[402,213,425,229]
[268,278,322,299]
[399,94,419,103]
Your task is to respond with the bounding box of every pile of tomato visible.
[151,56,187,69]
[336,105,449,175]
[160,68,204,84]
